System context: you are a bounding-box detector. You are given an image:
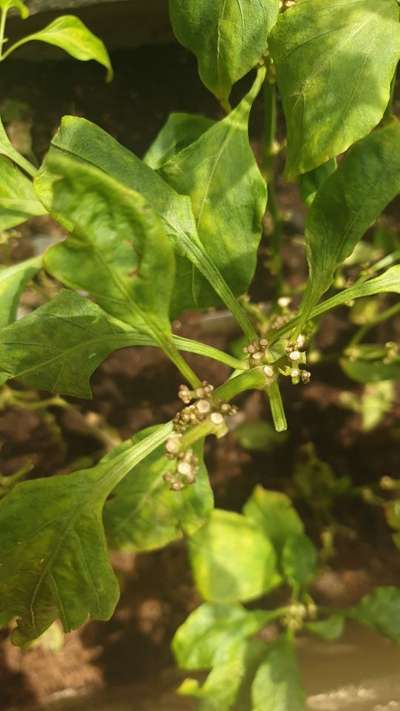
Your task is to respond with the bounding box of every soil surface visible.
[0,29,400,711]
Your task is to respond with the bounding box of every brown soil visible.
[0,40,399,711]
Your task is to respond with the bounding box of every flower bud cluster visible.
[282,599,317,632]
[243,337,271,367]
[164,437,199,491]
[281,334,311,385]
[243,339,279,385]
[283,603,307,632]
[164,382,238,492]
[243,334,311,386]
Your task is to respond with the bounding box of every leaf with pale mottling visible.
[270,0,400,176]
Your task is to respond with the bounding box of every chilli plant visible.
[0,0,400,707]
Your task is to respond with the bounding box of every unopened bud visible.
[177,461,193,477]
[165,435,182,455]
[196,399,211,415]
[210,412,224,426]
[289,350,301,362]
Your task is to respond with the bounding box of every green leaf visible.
[306,615,345,641]
[173,603,272,670]
[340,381,396,430]
[300,122,400,321]
[298,159,337,206]
[348,587,400,643]
[41,116,241,320]
[179,637,265,711]
[159,69,267,308]
[0,256,41,328]
[0,423,172,645]
[341,352,400,384]
[0,116,36,177]
[189,509,279,603]
[169,0,279,106]
[360,382,395,431]
[0,290,244,396]
[0,290,139,397]
[243,486,303,555]
[270,0,400,177]
[0,157,46,231]
[35,150,177,353]
[293,443,351,509]
[281,533,317,591]
[308,265,400,321]
[251,638,305,711]
[144,112,214,170]
[104,434,213,552]
[5,16,113,81]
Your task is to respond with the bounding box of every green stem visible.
[1,33,34,62]
[0,4,9,60]
[180,419,217,450]
[214,367,268,402]
[182,232,258,342]
[123,331,247,371]
[271,265,400,344]
[265,380,287,432]
[97,421,174,495]
[263,76,283,290]
[161,340,203,389]
[263,77,277,175]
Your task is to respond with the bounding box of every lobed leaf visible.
[188,509,279,603]
[0,290,137,397]
[160,68,267,307]
[0,255,41,329]
[300,122,400,322]
[270,0,400,176]
[104,434,213,552]
[169,0,279,106]
[0,423,172,645]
